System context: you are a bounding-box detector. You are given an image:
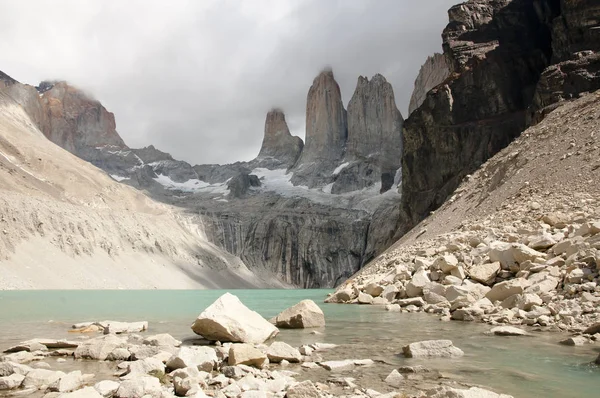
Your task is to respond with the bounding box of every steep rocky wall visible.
[197,196,372,288]
[399,0,561,235]
[408,54,450,115]
[399,0,600,241]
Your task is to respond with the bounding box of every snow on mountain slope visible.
[0,90,286,289]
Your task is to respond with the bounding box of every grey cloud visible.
[0,0,458,165]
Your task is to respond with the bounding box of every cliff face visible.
[255,109,304,169]
[38,82,127,158]
[291,69,348,187]
[408,54,450,115]
[399,0,600,238]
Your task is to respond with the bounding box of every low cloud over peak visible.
[0,0,458,165]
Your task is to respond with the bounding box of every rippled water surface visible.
[0,289,598,397]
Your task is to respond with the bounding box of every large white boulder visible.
[272,300,325,328]
[191,293,279,343]
[402,340,464,358]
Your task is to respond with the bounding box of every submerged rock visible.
[489,326,530,337]
[191,293,279,343]
[402,340,464,358]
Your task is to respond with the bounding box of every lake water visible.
[0,289,598,397]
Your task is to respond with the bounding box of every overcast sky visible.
[0,0,458,165]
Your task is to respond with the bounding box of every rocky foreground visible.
[0,294,523,398]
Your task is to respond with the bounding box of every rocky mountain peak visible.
[408,53,450,115]
[291,68,347,186]
[256,108,303,168]
[0,70,18,89]
[345,73,403,187]
[38,81,127,158]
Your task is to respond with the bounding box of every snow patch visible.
[110,174,130,182]
[332,162,351,175]
[251,167,401,214]
[154,174,209,192]
[153,174,230,196]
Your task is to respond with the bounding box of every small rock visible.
[402,340,464,358]
[384,369,404,388]
[228,344,268,368]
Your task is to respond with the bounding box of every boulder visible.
[402,340,464,358]
[143,333,181,347]
[0,373,25,390]
[486,279,531,303]
[286,380,320,398]
[191,293,279,343]
[94,380,120,397]
[434,254,459,273]
[166,346,218,372]
[47,370,84,393]
[559,336,588,346]
[74,335,128,361]
[0,362,32,377]
[114,376,162,398]
[125,357,166,375]
[384,369,404,388]
[358,292,374,304]
[266,342,302,363]
[489,326,530,336]
[381,285,399,302]
[228,344,268,368]
[363,283,384,297]
[468,262,500,285]
[406,269,430,297]
[22,369,66,389]
[583,323,600,335]
[272,300,325,328]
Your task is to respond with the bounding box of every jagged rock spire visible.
[256,108,303,168]
[346,73,403,174]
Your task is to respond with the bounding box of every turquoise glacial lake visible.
[0,289,598,397]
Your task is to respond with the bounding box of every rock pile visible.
[0,294,518,397]
[327,209,600,335]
